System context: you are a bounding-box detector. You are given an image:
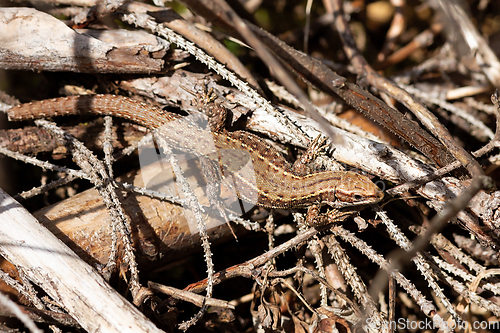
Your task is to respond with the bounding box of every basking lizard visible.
[8,94,383,210]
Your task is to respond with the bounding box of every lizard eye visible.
[353,194,363,201]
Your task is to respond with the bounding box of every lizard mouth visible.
[329,192,384,209]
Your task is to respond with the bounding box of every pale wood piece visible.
[0,8,166,73]
[0,188,163,333]
[33,160,240,268]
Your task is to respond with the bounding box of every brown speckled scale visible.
[8,94,383,209]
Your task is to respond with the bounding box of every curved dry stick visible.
[247,23,455,167]
[389,92,500,195]
[326,0,484,179]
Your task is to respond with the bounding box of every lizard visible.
[8,94,384,212]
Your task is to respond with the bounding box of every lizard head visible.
[323,171,384,208]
